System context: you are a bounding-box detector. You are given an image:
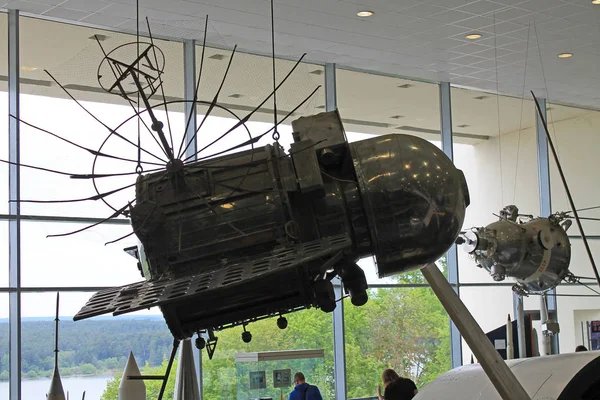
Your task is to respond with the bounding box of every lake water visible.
[0,375,112,400]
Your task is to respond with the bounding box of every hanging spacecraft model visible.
[74,110,470,355]
[11,13,469,357]
[456,205,572,295]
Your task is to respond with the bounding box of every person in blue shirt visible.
[289,372,323,400]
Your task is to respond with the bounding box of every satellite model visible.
[456,204,572,295]
[73,107,469,356]
[69,30,469,356]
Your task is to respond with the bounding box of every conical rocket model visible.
[506,314,514,360]
[47,367,66,400]
[119,352,146,400]
[173,338,200,400]
[47,293,66,400]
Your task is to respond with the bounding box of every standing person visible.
[376,368,418,400]
[289,372,323,400]
[575,345,588,352]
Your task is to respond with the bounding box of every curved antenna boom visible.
[531,90,600,288]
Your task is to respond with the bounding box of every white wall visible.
[457,107,600,363]
[547,109,600,353]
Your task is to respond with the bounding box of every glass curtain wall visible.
[451,85,544,363]
[191,43,334,400]
[5,10,569,400]
[14,16,181,398]
[336,68,452,399]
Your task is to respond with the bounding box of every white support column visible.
[8,9,21,400]
[326,62,347,400]
[513,293,527,358]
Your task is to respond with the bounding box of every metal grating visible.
[74,234,351,320]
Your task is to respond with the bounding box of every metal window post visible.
[184,39,198,162]
[535,97,559,354]
[439,82,462,368]
[183,39,202,397]
[326,63,347,400]
[8,9,21,400]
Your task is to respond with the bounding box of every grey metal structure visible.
[183,39,198,161]
[440,81,463,369]
[8,9,21,400]
[514,294,527,358]
[458,205,571,294]
[326,62,347,400]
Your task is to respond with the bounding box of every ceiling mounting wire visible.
[577,280,600,296]
[512,23,532,205]
[270,0,280,144]
[493,12,505,206]
[568,205,600,214]
[532,22,568,209]
[136,0,142,174]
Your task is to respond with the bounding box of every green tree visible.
[343,259,451,398]
[80,363,98,375]
[92,260,452,399]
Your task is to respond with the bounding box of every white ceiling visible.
[2,0,599,110]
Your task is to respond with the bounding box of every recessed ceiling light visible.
[465,33,482,40]
[20,66,38,72]
[558,52,573,58]
[228,94,243,98]
[357,10,374,17]
[592,0,600,4]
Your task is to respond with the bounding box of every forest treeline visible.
[0,318,172,381]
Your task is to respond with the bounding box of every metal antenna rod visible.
[531,91,600,288]
[54,292,60,367]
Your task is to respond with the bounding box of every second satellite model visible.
[457,205,572,295]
